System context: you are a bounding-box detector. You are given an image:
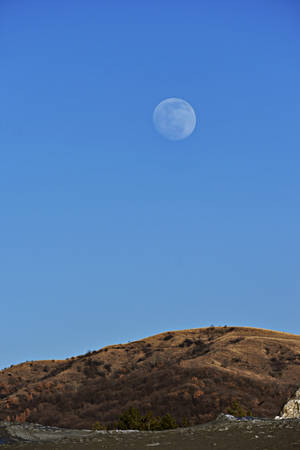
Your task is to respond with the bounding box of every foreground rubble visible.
[1,415,300,449]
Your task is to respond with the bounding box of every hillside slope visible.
[0,326,300,428]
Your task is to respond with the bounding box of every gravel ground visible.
[1,416,300,449]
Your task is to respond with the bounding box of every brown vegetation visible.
[0,326,300,429]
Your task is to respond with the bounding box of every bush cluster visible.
[94,406,178,431]
[226,401,252,417]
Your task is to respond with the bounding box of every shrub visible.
[117,406,142,430]
[115,406,178,431]
[163,334,173,341]
[92,421,107,430]
[159,413,178,430]
[181,417,190,427]
[179,339,193,348]
[226,401,250,417]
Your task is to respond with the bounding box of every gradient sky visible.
[1,0,299,369]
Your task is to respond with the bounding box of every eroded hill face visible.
[0,327,300,429]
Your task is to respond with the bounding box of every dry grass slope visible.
[0,326,300,429]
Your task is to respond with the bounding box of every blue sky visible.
[0,0,299,369]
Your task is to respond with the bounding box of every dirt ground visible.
[1,416,300,450]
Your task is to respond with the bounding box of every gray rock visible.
[280,388,300,419]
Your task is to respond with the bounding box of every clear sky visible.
[1,0,299,369]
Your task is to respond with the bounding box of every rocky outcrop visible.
[280,388,300,419]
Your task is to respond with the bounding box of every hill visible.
[0,326,300,429]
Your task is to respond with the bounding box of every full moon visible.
[153,98,196,141]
